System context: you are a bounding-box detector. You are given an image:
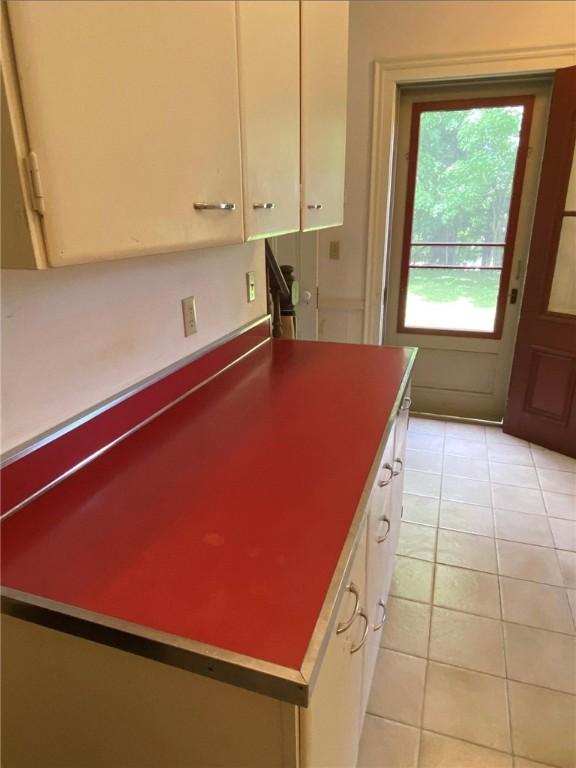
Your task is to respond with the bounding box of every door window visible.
[398,96,534,338]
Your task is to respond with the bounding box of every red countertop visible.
[1,339,414,672]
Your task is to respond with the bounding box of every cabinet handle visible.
[194,202,236,211]
[307,204,323,210]
[373,600,387,631]
[336,582,360,635]
[378,463,394,488]
[350,610,369,654]
[252,202,276,209]
[401,396,412,411]
[376,515,391,543]
[392,458,403,477]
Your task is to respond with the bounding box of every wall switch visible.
[181,296,197,337]
[329,240,340,260]
[246,271,256,302]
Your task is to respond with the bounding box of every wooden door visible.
[300,0,349,232]
[504,67,576,457]
[237,1,300,241]
[6,1,244,266]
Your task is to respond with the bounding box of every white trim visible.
[363,45,576,345]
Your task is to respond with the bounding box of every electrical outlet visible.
[246,271,256,302]
[181,296,197,337]
[329,240,340,260]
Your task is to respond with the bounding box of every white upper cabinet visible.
[5,1,244,267]
[237,1,300,241]
[300,1,349,232]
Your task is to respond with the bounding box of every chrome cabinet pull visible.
[376,515,391,543]
[350,610,369,654]
[378,463,394,488]
[392,458,403,476]
[373,600,387,631]
[307,203,323,210]
[253,202,275,209]
[401,396,412,411]
[194,202,236,211]
[336,582,360,634]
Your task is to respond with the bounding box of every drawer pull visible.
[194,202,236,211]
[350,610,369,654]
[401,396,412,411]
[336,582,360,634]
[392,458,403,476]
[307,203,323,210]
[378,463,394,488]
[376,515,391,543]
[373,600,387,631]
[253,202,276,209]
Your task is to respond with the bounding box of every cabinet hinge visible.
[25,151,46,215]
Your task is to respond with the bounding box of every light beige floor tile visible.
[567,589,576,627]
[488,443,534,467]
[398,522,437,561]
[442,475,491,506]
[443,454,490,481]
[486,428,528,447]
[444,437,488,459]
[367,649,426,726]
[504,622,576,694]
[531,446,576,473]
[407,432,444,453]
[500,577,575,634]
[514,759,557,768]
[434,564,500,619]
[537,468,576,495]
[422,662,511,751]
[440,500,494,537]
[391,556,434,603]
[496,540,563,586]
[409,416,446,436]
[490,463,539,489]
[445,422,486,441]
[381,596,431,657]
[494,509,554,547]
[403,494,439,527]
[491,484,546,515]
[405,469,442,498]
[406,448,443,474]
[558,550,576,588]
[429,607,505,676]
[549,517,576,552]
[357,715,419,768]
[437,529,497,573]
[543,490,576,520]
[420,731,513,768]
[508,680,576,768]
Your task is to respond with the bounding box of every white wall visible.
[317,0,576,342]
[1,242,266,451]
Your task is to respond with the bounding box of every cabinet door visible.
[300,523,367,768]
[6,1,244,266]
[300,0,349,232]
[237,1,300,240]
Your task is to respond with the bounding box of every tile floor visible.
[358,417,576,768]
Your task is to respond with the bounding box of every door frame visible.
[363,45,576,346]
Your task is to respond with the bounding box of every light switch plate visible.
[181,296,197,337]
[329,241,340,260]
[246,271,256,303]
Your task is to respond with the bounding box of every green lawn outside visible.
[405,268,500,332]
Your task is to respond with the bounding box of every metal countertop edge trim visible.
[1,335,272,522]
[299,347,418,694]
[1,588,309,707]
[1,314,272,469]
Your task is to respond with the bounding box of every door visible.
[237,1,300,241]
[6,1,244,266]
[504,67,576,457]
[300,0,349,232]
[384,79,551,420]
[272,231,319,340]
